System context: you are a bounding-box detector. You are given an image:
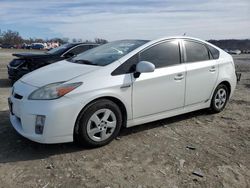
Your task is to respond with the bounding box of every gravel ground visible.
[0,49,249,188]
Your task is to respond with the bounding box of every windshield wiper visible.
[73,59,99,66]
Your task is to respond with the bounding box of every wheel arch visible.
[74,96,128,136]
[209,79,232,103]
[99,96,128,127]
[217,80,231,97]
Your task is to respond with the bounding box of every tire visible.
[210,84,229,113]
[74,99,122,147]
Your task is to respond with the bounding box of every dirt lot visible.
[0,49,249,188]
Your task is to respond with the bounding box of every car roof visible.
[111,36,211,46]
[70,42,99,46]
[146,36,221,50]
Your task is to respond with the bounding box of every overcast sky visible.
[0,0,249,41]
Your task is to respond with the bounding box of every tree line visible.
[0,29,108,46]
[208,39,250,51]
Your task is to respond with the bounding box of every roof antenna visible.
[183,32,186,36]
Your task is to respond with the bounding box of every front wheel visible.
[210,84,229,113]
[75,99,122,147]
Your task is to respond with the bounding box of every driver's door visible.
[132,40,186,119]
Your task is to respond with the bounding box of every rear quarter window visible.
[206,44,220,59]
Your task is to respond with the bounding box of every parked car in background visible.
[228,50,241,55]
[7,43,99,83]
[9,37,237,147]
[0,44,15,49]
[30,43,46,50]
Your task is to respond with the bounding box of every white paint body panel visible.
[9,36,237,144]
[185,59,219,106]
[132,64,186,118]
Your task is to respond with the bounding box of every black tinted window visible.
[68,45,89,55]
[140,40,180,68]
[47,43,74,54]
[89,44,98,49]
[184,41,210,62]
[207,44,220,59]
[112,54,139,75]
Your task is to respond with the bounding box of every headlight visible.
[28,82,82,100]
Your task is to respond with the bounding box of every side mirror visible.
[64,52,74,58]
[134,61,155,78]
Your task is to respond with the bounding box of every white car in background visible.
[9,36,237,147]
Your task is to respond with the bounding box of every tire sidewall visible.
[211,84,229,113]
[77,99,122,147]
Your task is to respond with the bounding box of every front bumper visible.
[9,114,73,143]
[8,81,82,144]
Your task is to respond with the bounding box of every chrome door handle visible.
[209,66,216,72]
[174,73,184,80]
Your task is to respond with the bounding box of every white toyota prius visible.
[9,36,237,147]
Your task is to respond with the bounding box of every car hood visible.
[20,60,100,87]
[13,52,55,59]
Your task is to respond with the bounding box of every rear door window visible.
[184,40,210,63]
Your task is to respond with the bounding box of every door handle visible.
[209,66,216,72]
[120,84,131,89]
[174,73,184,80]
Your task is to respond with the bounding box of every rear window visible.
[47,43,74,54]
[184,40,210,63]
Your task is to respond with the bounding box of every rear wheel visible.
[210,84,229,113]
[75,99,122,147]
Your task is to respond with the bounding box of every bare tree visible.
[2,30,23,45]
[0,28,110,47]
[95,38,108,44]
[34,38,44,43]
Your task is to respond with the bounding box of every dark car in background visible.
[30,43,46,50]
[0,44,15,49]
[7,43,99,83]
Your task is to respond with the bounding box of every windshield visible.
[68,40,148,66]
[47,43,74,54]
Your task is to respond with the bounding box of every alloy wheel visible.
[214,88,227,109]
[87,108,117,142]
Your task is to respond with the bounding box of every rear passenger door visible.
[183,40,218,106]
[132,40,186,118]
